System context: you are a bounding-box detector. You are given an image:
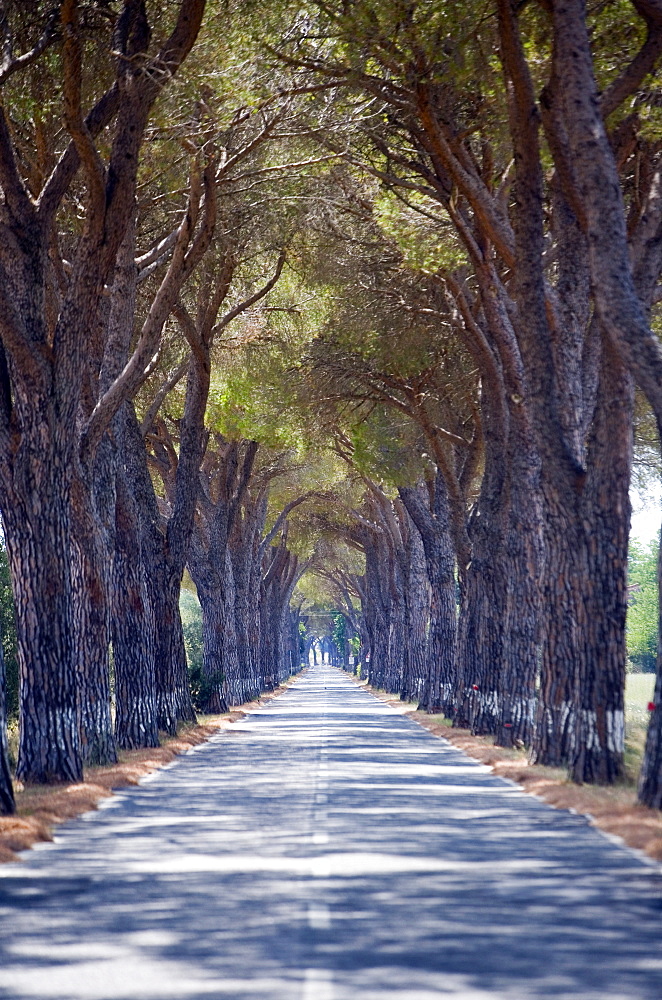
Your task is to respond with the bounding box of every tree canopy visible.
[0,0,661,813]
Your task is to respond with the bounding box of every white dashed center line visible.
[303,967,334,1000]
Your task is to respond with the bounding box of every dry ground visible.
[0,680,299,864]
[362,681,662,864]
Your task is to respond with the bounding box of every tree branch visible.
[213,250,287,338]
[80,155,215,462]
[600,0,662,118]
[0,3,59,85]
[140,358,188,437]
[61,0,106,228]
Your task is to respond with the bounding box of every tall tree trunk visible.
[0,0,206,784]
[456,530,502,734]
[231,498,266,700]
[399,477,456,714]
[193,549,242,711]
[3,465,83,785]
[386,588,406,695]
[71,533,116,766]
[532,493,585,766]
[363,538,389,690]
[196,584,229,714]
[219,546,242,704]
[233,553,257,699]
[403,522,430,703]
[260,586,279,691]
[112,471,158,750]
[571,342,632,783]
[495,421,543,749]
[498,0,589,767]
[454,428,506,736]
[70,449,117,767]
[188,438,258,709]
[120,403,195,736]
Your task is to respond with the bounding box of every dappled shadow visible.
[1,666,661,999]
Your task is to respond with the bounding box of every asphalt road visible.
[1,664,661,1000]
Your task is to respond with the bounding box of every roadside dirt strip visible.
[1,664,661,999]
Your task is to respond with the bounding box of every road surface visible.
[1,664,661,999]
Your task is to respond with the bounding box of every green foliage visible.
[627,538,659,672]
[190,667,225,713]
[179,588,204,684]
[0,545,18,719]
[374,190,467,273]
[632,391,661,498]
[350,407,429,486]
[206,345,306,450]
[332,612,345,649]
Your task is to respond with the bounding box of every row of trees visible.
[1,0,662,816]
[0,0,325,811]
[275,0,662,803]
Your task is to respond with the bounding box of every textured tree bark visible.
[112,469,158,750]
[192,548,243,710]
[456,530,502,734]
[496,513,539,749]
[498,0,590,765]
[0,642,15,815]
[260,543,298,689]
[118,403,195,737]
[495,414,543,750]
[385,590,407,695]
[542,0,662,794]
[570,342,632,783]
[0,1,206,783]
[259,590,279,692]
[400,518,429,703]
[71,532,116,766]
[453,411,507,737]
[532,498,585,766]
[362,535,391,691]
[218,549,242,704]
[188,439,258,709]
[278,573,302,684]
[232,530,261,701]
[284,607,301,675]
[70,438,117,767]
[3,465,83,784]
[247,507,266,694]
[195,583,230,714]
[399,477,456,714]
[147,324,228,730]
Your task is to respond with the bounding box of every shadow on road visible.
[1,666,661,999]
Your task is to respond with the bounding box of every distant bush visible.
[179,588,203,687]
[627,539,658,673]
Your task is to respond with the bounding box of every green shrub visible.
[627,539,658,673]
[179,588,203,686]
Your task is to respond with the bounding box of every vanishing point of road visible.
[1,664,661,1000]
